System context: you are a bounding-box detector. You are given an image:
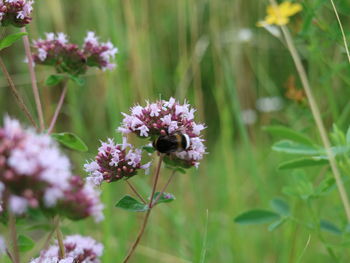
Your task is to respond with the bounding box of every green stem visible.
[307,200,338,261]
[268,0,350,222]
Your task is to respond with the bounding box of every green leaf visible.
[115,195,148,212]
[315,177,336,196]
[0,32,27,51]
[45,75,65,86]
[263,125,314,145]
[320,220,342,236]
[272,140,322,155]
[69,74,85,86]
[270,198,290,216]
[51,132,88,152]
[268,218,287,232]
[282,170,315,200]
[234,209,280,225]
[152,192,175,206]
[142,145,155,153]
[18,235,35,252]
[346,125,350,145]
[278,157,328,170]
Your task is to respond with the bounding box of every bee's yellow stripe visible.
[175,133,182,149]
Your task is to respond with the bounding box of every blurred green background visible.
[2,0,350,262]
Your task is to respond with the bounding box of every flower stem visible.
[148,154,164,208]
[329,0,350,64]
[307,200,338,261]
[54,216,65,259]
[0,57,37,128]
[268,0,350,222]
[123,154,164,263]
[8,213,19,263]
[48,83,68,134]
[6,248,14,263]
[21,27,45,132]
[152,170,176,206]
[126,180,146,204]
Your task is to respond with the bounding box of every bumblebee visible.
[153,132,190,154]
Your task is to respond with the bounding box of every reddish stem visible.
[9,213,19,263]
[0,57,37,128]
[123,154,164,263]
[48,84,68,134]
[152,170,176,206]
[126,180,146,204]
[21,27,45,131]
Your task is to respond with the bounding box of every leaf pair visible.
[115,192,175,212]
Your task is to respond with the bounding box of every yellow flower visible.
[257,2,302,26]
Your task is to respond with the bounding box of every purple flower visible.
[0,235,6,255]
[118,98,207,168]
[31,31,117,76]
[30,235,103,263]
[0,0,34,27]
[58,176,104,222]
[83,31,118,71]
[0,116,103,221]
[85,138,150,185]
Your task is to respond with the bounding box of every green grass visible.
[2,0,350,262]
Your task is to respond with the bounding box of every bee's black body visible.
[153,133,190,154]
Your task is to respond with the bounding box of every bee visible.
[153,132,190,154]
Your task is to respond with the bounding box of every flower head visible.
[58,176,104,222]
[30,235,103,263]
[0,116,103,221]
[257,1,302,26]
[31,31,117,75]
[85,138,150,185]
[83,31,118,71]
[0,0,34,27]
[118,98,207,168]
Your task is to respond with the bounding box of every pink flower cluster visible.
[32,31,117,75]
[0,0,34,27]
[85,138,150,185]
[30,235,103,263]
[0,117,103,222]
[118,98,206,168]
[58,176,104,222]
[83,31,118,71]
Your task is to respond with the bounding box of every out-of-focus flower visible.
[241,109,257,125]
[118,98,207,168]
[30,235,103,263]
[83,31,118,71]
[256,96,284,113]
[0,116,103,221]
[0,116,72,214]
[85,138,150,185]
[257,2,302,27]
[0,0,34,27]
[260,24,281,38]
[58,176,104,222]
[0,235,6,255]
[237,28,253,43]
[31,32,117,75]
